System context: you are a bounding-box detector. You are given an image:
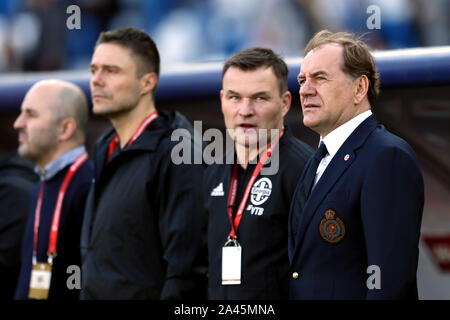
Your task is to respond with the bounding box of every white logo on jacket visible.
[211,182,225,196]
[250,177,272,206]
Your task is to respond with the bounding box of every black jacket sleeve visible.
[157,148,207,300]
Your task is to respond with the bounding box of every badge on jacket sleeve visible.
[319,209,345,243]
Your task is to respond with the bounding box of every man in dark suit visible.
[288,30,424,299]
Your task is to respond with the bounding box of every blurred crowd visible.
[0,0,449,72]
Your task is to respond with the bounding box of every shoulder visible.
[361,125,422,176]
[277,132,314,172]
[205,161,228,178]
[71,158,94,190]
[282,134,314,158]
[366,125,418,160]
[78,157,94,176]
[155,110,193,142]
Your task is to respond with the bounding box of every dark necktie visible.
[291,142,328,237]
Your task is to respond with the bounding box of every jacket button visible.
[292,272,299,279]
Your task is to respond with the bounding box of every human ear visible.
[140,72,158,96]
[58,117,77,142]
[353,75,369,104]
[281,90,292,117]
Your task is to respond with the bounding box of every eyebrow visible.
[297,70,329,80]
[22,107,38,116]
[224,89,240,96]
[250,91,270,98]
[90,63,121,70]
[224,90,269,98]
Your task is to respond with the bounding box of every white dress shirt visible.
[313,110,373,187]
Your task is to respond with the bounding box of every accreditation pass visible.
[222,243,241,285]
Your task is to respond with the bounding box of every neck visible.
[36,141,81,173]
[110,101,156,148]
[235,144,260,169]
[234,126,284,169]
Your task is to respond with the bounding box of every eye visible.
[23,109,36,118]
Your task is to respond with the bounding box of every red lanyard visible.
[107,111,159,162]
[227,129,284,240]
[33,151,88,262]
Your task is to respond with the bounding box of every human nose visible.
[13,112,25,131]
[238,98,255,117]
[90,70,104,88]
[299,79,316,97]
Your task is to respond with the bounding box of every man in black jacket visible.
[204,47,313,299]
[0,152,38,299]
[80,27,206,299]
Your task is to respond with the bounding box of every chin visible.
[93,106,114,116]
[235,137,259,150]
[303,117,319,129]
[18,149,32,161]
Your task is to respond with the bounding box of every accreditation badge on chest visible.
[221,129,283,286]
[28,151,88,300]
[29,262,52,299]
[222,238,241,285]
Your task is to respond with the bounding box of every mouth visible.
[92,90,111,101]
[302,103,320,111]
[92,95,108,101]
[238,124,257,132]
[17,133,26,144]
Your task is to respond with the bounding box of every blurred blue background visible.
[0,0,449,72]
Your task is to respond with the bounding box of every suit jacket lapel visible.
[292,115,379,257]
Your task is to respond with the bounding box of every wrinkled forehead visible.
[300,44,344,75]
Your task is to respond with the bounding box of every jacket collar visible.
[93,110,174,179]
[35,145,86,181]
[222,125,293,170]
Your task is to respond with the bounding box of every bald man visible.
[13,80,93,300]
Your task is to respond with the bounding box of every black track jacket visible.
[204,127,312,299]
[80,110,206,300]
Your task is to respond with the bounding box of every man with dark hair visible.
[13,79,93,300]
[80,27,206,300]
[204,47,312,299]
[289,30,424,299]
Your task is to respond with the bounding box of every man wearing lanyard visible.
[204,47,313,299]
[13,79,93,300]
[80,27,206,299]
